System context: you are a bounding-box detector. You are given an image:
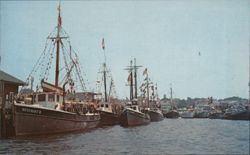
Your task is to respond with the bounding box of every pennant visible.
[102,38,105,50]
[143,68,147,76]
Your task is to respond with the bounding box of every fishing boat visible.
[140,69,164,122]
[11,4,100,136]
[97,40,120,126]
[179,107,195,118]
[223,104,250,120]
[164,87,179,118]
[120,59,150,126]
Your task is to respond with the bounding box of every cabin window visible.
[57,95,60,102]
[132,107,136,110]
[48,94,54,102]
[38,94,46,102]
[101,104,104,107]
[105,104,108,108]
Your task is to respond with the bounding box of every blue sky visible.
[0,0,249,99]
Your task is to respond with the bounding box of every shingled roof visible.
[0,70,26,85]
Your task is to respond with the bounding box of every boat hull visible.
[180,111,195,118]
[194,112,209,118]
[13,103,100,136]
[147,109,164,121]
[223,110,250,120]
[120,108,150,127]
[99,110,120,126]
[164,110,179,118]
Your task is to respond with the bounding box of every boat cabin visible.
[34,92,63,109]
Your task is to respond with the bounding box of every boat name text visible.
[21,108,42,115]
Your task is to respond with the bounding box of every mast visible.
[133,58,142,101]
[130,60,133,101]
[125,60,133,101]
[103,63,108,102]
[125,59,142,103]
[134,58,138,99]
[55,3,62,87]
[155,83,158,100]
[101,38,108,102]
[170,85,173,109]
[146,70,149,108]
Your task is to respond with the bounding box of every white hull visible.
[180,111,195,118]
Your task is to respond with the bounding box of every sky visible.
[0,0,249,99]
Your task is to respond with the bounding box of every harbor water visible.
[0,119,249,154]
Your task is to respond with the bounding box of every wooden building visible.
[0,70,25,138]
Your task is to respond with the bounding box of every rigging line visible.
[43,44,55,81]
[61,41,70,73]
[47,27,58,39]
[59,29,86,91]
[40,41,53,77]
[25,38,50,83]
[39,41,54,81]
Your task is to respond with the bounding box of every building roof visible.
[0,70,26,85]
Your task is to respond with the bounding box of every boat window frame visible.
[38,94,46,102]
[48,94,55,102]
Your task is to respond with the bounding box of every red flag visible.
[143,68,147,76]
[102,38,105,50]
[57,4,62,27]
[58,15,62,27]
[127,72,132,82]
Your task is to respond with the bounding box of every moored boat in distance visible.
[146,108,164,121]
[98,98,121,126]
[11,4,100,136]
[164,87,179,118]
[140,68,164,122]
[120,59,150,127]
[223,104,250,120]
[96,40,121,126]
[120,101,150,126]
[179,107,195,118]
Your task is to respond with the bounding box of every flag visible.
[58,15,62,27]
[143,68,147,76]
[102,38,105,50]
[58,4,62,27]
[127,72,132,82]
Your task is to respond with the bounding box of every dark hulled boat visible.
[164,87,179,118]
[120,103,150,126]
[13,101,99,136]
[140,68,164,122]
[145,108,164,121]
[120,59,150,126]
[221,103,250,120]
[164,110,179,118]
[11,4,100,136]
[97,41,121,126]
[98,103,120,126]
[223,110,250,120]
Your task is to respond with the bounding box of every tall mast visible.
[170,85,173,109]
[55,3,62,87]
[103,63,108,102]
[155,83,158,100]
[125,60,133,102]
[130,60,133,101]
[101,38,108,102]
[134,58,138,99]
[133,58,142,100]
[146,70,149,107]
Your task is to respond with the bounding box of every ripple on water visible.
[0,119,249,154]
